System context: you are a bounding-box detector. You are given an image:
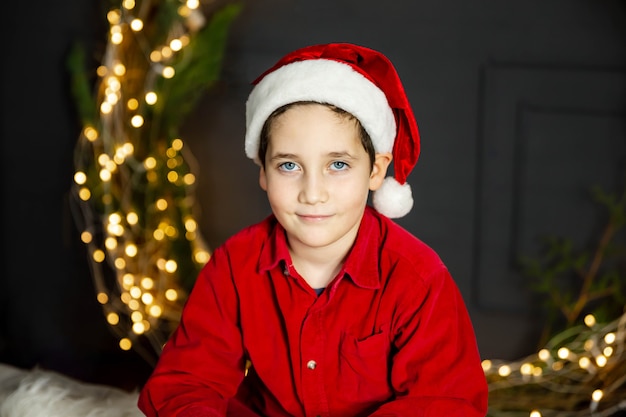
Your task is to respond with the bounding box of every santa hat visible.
[245,43,420,218]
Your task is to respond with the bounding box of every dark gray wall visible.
[1,0,624,390]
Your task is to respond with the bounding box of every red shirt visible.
[138,207,488,417]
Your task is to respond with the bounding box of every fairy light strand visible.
[484,312,626,416]
[71,0,225,364]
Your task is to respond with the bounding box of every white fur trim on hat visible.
[245,59,396,165]
[372,177,413,219]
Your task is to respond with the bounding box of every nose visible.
[298,171,328,205]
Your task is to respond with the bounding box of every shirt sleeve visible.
[137,246,246,417]
[368,266,488,417]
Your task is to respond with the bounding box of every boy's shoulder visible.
[369,208,446,275]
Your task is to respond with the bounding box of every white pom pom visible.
[372,177,414,218]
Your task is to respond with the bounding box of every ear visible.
[369,152,392,191]
[259,165,268,191]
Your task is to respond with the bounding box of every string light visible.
[70,0,224,364]
[486,312,626,416]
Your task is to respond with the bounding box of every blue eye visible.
[330,161,348,170]
[279,162,298,171]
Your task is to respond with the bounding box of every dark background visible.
[1,0,625,391]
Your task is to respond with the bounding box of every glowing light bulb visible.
[80,231,93,243]
[150,50,162,62]
[520,363,533,375]
[132,322,145,334]
[604,332,616,344]
[579,357,591,369]
[123,0,135,10]
[109,213,122,224]
[149,305,162,317]
[161,46,173,59]
[167,171,179,182]
[125,244,138,257]
[592,389,603,402]
[530,411,542,417]
[186,0,200,9]
[108,223,124,236]
[595,355,607,367]
[113,63,126,76]
[178,5,191,17]
[194,250,210,264]
[145,92,157,105]
[162,66,175,79]
[122,142,134,155]
[111,32,123,45]
[144,157,157,169]
[557,347,570,360]
[74,171,87,185]
[141,293,154,305]
[93,250,105,263]
[131,311,143,323]
[584,314,596,327]
[79,188,91,201]
[100,101,113,114]
[130,286,142,298]
[156,199,168,210]
[165,260,178,273]
[498,365,511,377]
[122,274,135,288]
[107,9,121,24]
[131,115,144,127]
[105,237,118,250]
[107,312,119,325]
[538,349,551,362]
[119,338,132,350]
[97,292,109,304]
[127,98,139,110]
[106,92,119,105]
[171,138,183,150]
[185,218,197,232]
[127,212,138,225]
[170,39,183,51]
[141,277,154,289]
[165,289,178,301]
[114,258,126,269]
[84,126,99,141]
[183,173,196,185]
[165,226,177,237]
[130,18,143,31]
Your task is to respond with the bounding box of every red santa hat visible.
[245,43,420,218]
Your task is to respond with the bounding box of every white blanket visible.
[0,363,142,417]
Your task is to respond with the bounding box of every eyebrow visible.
[269,151,356,161]
[269,153,299,162]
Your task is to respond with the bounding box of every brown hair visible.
[258,101,375,168]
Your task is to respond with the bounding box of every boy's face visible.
[259,103,391,255]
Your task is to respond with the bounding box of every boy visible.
[138,43,488,417]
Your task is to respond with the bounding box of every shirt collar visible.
[257,207,382,290]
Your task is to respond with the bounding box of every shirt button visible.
[306,360,317,370]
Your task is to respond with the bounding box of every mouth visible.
[297,214,333,222]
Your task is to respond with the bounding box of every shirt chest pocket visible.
[337,325,393,403]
